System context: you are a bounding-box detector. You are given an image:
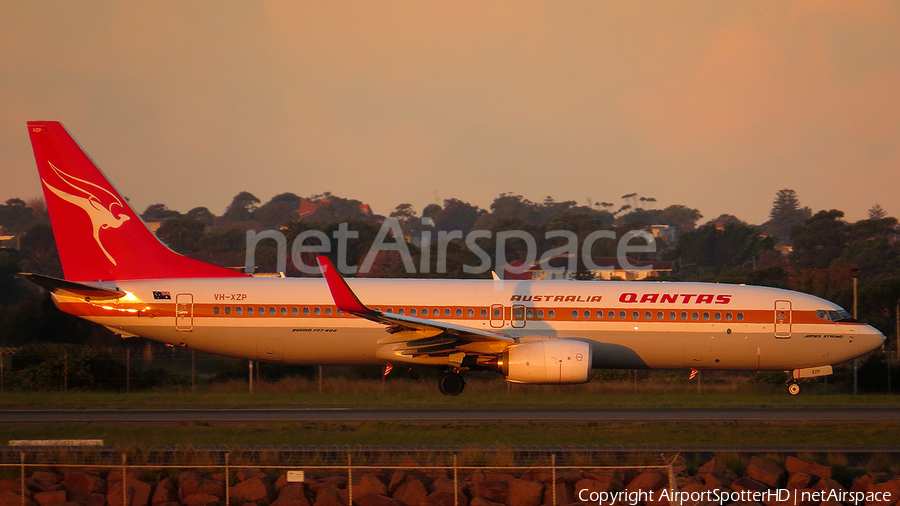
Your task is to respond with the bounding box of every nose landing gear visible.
[438,371,466,396]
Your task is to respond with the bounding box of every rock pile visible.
[0,456,894,506]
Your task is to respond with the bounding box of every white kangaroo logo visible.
[42,161,131,266]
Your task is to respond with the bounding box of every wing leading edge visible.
[316,256,514,361]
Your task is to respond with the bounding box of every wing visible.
[316,256,514,363]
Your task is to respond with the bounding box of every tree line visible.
[1,188,898,346]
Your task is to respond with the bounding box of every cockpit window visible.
[817,309,855,322]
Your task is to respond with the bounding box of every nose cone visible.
[860,324,886,353]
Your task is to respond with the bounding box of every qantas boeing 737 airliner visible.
[21,121,885,395]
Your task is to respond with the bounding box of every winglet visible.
[316,255,374,315]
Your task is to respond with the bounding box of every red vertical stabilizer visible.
[27,121,247,281]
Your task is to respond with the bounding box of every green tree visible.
[141,203,180,221]
[390,203,419,238]
[186,206,215,226]
[256,201,297,229]
[790,210,849,271]
[17,221,62,277]
[307,195,373,222]
[0,198,35,232]
[764,189,811,245]
[839,217,900,276]
[0,248,25,305]
[868,204,888,220]
[675,222,776,270]
[422,203,442,221]
[198,227,245,253]
[657,204,703,231]
[433,198,485,235]
[156,218,205,253]
[223,191,260,221]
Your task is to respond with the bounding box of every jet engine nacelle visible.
[500,340,592,384]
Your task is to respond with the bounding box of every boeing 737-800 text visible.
[21,121,885,395]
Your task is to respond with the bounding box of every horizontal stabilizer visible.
[19,273,125,300]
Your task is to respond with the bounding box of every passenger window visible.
[619,311,626,319]
[645,311,652,320]
[726,313,733,321]
[537,310,544,318]
[526,309,534,318]
[281,307,287,315]
[657,311,663,320]
[399,308,405,316]
[213,306,220,315]
[584,310,590,319]
[692,312,699,321]
[681,311,687,320]
[225,307,231,315]
[236,307,243,315]
[445,309,451,317]
[703,312,710,321]
[714,312,721,321]
[632,311,639,320]
[669,311,676,320]
[314,307,321,315]
[411,309,417,316]
[548,310,555,318]
[468,309,474,317]
[596,311,603,319]
[609,311,615,319]
[481,309,487,318]
[420,308,427,316]
[737,312,744,321]
[325,308,332,315]
[303,307,310,315]
[292,307,298,316]
[259,306,265,315]
[572,311,578,319]
[515,308,524,319]
[247,307,254,315]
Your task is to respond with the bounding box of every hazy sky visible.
[2,1,898,224]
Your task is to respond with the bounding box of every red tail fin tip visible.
[27,121,246,281]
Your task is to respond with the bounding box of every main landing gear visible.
[438,371,466,396]
[786,380,801,395]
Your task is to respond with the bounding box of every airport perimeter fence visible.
[0,344,304,393]
[0,445,689,506]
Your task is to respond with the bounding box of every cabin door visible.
[774,300,792,338]
[490,304,505,328]
[511,304,527,328]
[175,293,193,332]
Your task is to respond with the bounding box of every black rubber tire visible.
[438,372,466,396]
[788,383,801,395]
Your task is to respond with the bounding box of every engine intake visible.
[499,340,592,384]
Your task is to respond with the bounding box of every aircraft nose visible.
[861,325,886,352]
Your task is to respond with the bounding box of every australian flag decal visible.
[153,291,172,300]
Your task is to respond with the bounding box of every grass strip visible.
[2,420,899,448]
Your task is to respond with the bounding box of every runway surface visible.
[1,408,899,423]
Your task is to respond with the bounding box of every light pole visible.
[851,268,860,395]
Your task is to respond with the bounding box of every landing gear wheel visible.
[438,372,466,396]
[787,383,801,395]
